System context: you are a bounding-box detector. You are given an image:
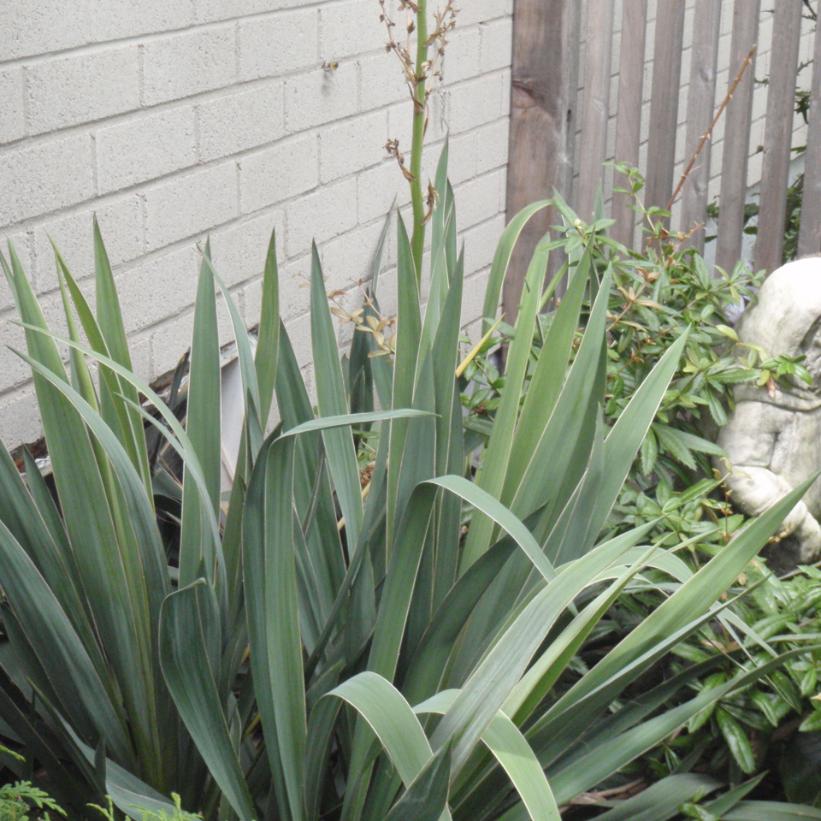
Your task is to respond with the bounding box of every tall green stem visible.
[410,0,429,284]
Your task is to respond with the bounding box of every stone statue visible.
[717,256,821,566]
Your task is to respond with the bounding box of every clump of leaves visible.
[645,562,821,805]
[463,169,811,556]
[0,747,66,821]
[89,793,201,820]
[0,781,66,820]
[460,176,821,808]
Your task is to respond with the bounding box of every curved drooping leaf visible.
[595,773,721,820]
[416,690,560,821]
[159,581,255,821]
[243,434,305,821]
[179,250,222,588]
[481,199,552,325]
[0,520,132,762]
[328,672,434,789]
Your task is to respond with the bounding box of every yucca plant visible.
[1,3,819,814]
[0,134,817,820]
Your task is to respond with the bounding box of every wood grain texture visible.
[612,0,648,248]
[644,0,686,221]
[798,10,821,257]
[575,0,616,221]
[503,0,580,320]
[754,1,803,272]
[716,0,760,273]
[679,0,722,252]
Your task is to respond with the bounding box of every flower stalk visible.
[409,0,428,282]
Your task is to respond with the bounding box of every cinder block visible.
[26,46,140,134]
[150,308,196,376]
[0,230,34,310]
[238,222,286,323]
[458,0,513,27]
[387,100,414,146]
[358,52,407,111]
[319,0,385,61]
[209,210,285,287]
[96,106,197,193]
[444,130,479,183]
[127,332,153,383]
[461,212,506,276]
[462,267,492,331]
[0,1,91,61]
[285,62,359,132]
[500,68,511,117]
[239,134,318,213]
[445,27,482,84]
[91,0,195,41]
[479,17,513,73]
[0,289,67,392]
[142,25,236,105]
[195,0,303,24]
[239,9,318,81]
[454,169,505,230]
[33,195,144,292]
[318,218,392,292]
[150,296,234,375]
[198,80,284,162]
[284,177,358,257]
[0,133,94,226]
[0,0,194,57]
[0,384,41,448]
[319,110,387,182]
[114,244,200,332]
[144,161,238,251]
[0,68,26,144]
[474,117,510,176]
[356,161,406,226]
[283,310,313,369]
[274,252,313,322]
[446,73,505,134]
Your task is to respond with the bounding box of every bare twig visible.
[667,45,757,212]
[568,779,645,806]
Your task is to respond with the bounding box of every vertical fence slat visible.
[798,13,821,257]
[503,0,580,320]
[644,0,686,217]
[716,0,760,273]
[753,2,803,272]
[612,0,648,247]
[576,0,615,221]
[679,0,722,252]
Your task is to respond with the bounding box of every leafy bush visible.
[1,2,818,814]
[0,145,817,819]
[0,781,66,820]
[462,176,821,811]
[655,564,821,798]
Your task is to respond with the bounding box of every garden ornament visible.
[718,256,821,565]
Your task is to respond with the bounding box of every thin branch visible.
[667,45,757,212]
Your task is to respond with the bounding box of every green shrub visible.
[0,146,817,819]
[1,3,818,815]
[462,175,821,811]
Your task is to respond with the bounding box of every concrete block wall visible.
[0,0,513,448]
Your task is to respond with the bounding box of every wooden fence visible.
[504,0,821,318]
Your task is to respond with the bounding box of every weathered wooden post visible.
[503,0,579,322]
[798,10,821,258]
[754,1,803,272]
[612,0,648,248]
[716,0,760,273]
[644,0,686,225]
